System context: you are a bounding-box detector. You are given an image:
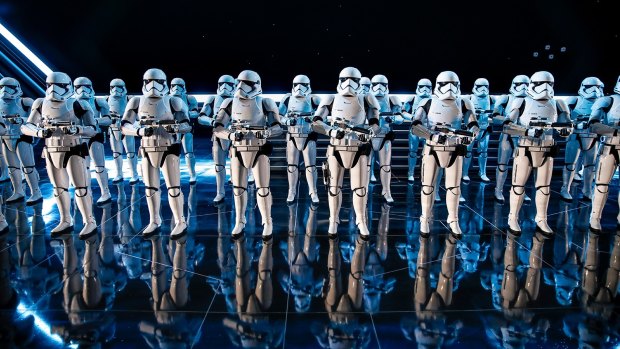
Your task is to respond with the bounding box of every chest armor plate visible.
[138,96,173,121]
[0,99,27,138]
[108,96,128,116]
[427,98,462,129]
[0,99,26,118]
[331,95,365,126]
[606,95,620,126]
[288,96,313,113]
[518,98,558,127]
[572,97,595,117]
[214,95,227,112]
[231,97,264,126]
[42,98,79,124]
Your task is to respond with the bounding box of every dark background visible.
[1,0,618,95]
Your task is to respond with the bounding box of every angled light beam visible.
[0,21,53,76]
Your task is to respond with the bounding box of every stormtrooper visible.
[170,77,199,184]
[198,74,236,203]
[279,74,322,204]
[312,67,380,238]
[368,74,404,204]
[213,70,282,238]
[359,76,371,96]
[463,78,495,182]
[491,75,531,203]
[106,78,139,184]
[502,71,572,237]
[410,71,480,238]
[0,77,42,204]
[588,75,620,233]
[73,77,113,205]
[403,78,433,183]
[121,68,192,240]
[21,72,98,239]
[559,77,604,201]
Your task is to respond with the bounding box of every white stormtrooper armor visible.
[107,78,139,184]
[311,67,381,238]
[410,71,480,238]
[213,70,283,239]
[492,75,530,203]
[121,68,192,240]
[503,71,572,237]
[403,78,432,183]
[368,74,403,204]
[587,75,620,233]
[463,78,495,182]
[0,77,42,205]
[20,72,98,240]
[198,74,236,203]
[279,74,322,204]
[170,77,199,184]
[73,77,113,205]
[559,77,604,201]
[359,77,371,96]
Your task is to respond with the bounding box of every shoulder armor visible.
[461,97,475,111]
[388,95,401,107]
[508,97,526,113]
[262,97,279,113]
[220,97,234,110]
[555,98,569,113]
[127,96,141,110]
[364,93,380,109]
[21,97,34,109]
[32,98,44,112]
[77,99,91,111]
[169,96,185,112]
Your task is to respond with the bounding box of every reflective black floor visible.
[1,147,620,348]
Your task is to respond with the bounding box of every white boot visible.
[51,189,73,238]
[169,189,188,240]
[143,190,162,237]
[113,154,124,182]
[6,167,25,203]
[95,167,111,205]
[23,166,43,205]
[559,186,573,201]
[186,153,197,184]
[494,188,505,204]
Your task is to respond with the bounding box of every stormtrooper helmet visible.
[359,76,371,95]
[578,77,604,100]
[337,67,362,96]
[73,77,94,99]
[473,78,490,97]
[45,72,73,102]
[509,75,530,97]
[434,71,460,100]
[0,77,23,99]
[292,74,311,97]
[416,78,432,98]
[109,79,127,97]
[371,74,389,97]
[217,75,236,97]
[170,77,187,97]
[527,71,554,100]
[142,68,168,98]
[235,70,262,99]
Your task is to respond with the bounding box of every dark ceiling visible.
[0,0,618,95]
